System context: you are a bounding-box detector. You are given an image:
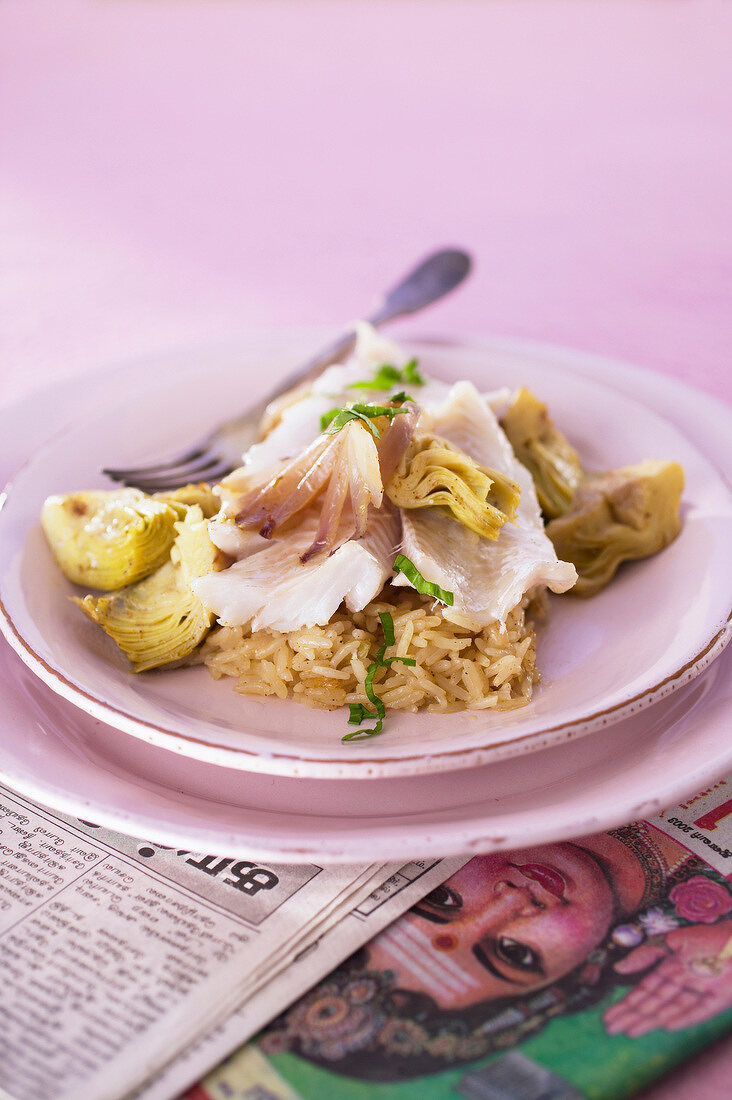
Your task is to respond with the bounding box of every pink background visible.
[1,0,730,1094]
[1,0,730,409]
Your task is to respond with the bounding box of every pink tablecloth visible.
[1,0,730,409]
[1,1,730,1094]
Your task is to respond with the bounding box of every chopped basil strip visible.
[342,607,414,742]
[351,402,408,419]
[343,700,383,739]
[350,364,403,391]
[349,358,424,392]
[373,641,416,670]
[378,611,395,646]
[325,407,382,438]
[343,665,386,740]
[393,554,455,606]
[348,703,375,725]
[388,391,415,405]
[403,358,425,385]
[364,662,386,716]
[324,401,409,441]
[320,407,342,431]
[343,722,382,741]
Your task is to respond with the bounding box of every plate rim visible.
[0,644,730,862]
[1,333,731,779]
[0,590,730,779]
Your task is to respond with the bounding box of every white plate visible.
[1,337,731,778]
[0,625,730,862]
[0,335,730,861]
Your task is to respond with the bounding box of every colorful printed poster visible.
[189,779,732,1100]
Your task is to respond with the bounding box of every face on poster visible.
[261,804,732,1080]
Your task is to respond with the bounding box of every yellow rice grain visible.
[201,587,542,717]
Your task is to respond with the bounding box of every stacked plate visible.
[1,335,730,861]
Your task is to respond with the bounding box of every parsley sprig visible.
[342,611,416,741]
[350,358,425,391]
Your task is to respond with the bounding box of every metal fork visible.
[102,248,472,492]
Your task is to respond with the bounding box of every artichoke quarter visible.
[386,434,520,539]
[501,388,584,519]
[154,482,221,519]
[73,506,222,672]
[41,488,185,590]
[546,460,684,597]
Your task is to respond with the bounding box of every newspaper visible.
[0,783,464,1100]
[6,769,731,1100]
[191,776,732,1100]
[138,857,467,1100]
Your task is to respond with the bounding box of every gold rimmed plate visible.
[1,335,730,778]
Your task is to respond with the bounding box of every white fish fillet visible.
[207,515,270,560]
[193,505,400,631]
[240,393,336,477]
[199,327,572,632]
[393,381,577,626]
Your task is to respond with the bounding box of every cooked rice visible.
[201,587,542,714]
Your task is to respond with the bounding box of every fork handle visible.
[249,247,472,411]
[210,248,472,458]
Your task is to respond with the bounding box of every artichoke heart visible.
[154,482,221,519]
[73,506,221,671]
[385,434,521,540]
[501,388,584,519]
[546,460,684,597]
[41,489,185,590]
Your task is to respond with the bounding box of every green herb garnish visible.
[348,703,374,726]
[351,402,409,419]
[342,610,416,742]
[343,663,386,740]
[320,407,342,431]
[350,364,403,391]
[323,406,381,438]
[393,554,454,606]
[349,358,425,391]
[378,611,395,646]
[402,358,425,385]
[322,402,409,441]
